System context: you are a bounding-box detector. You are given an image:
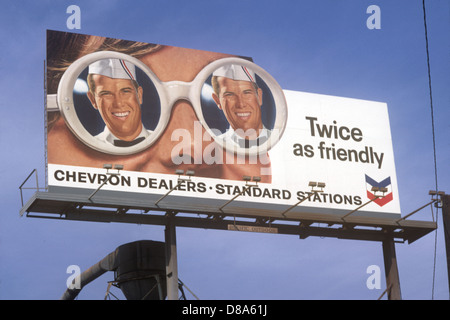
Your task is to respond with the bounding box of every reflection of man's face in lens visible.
[87,75,143,141]
[212,77,263,139]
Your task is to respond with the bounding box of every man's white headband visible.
[212,64,256,83]
[88,58,136,80]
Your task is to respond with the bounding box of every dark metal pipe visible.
[60,251,118,300]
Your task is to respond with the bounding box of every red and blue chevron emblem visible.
[365,175,393,207]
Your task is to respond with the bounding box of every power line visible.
[422,0,440,300]
[422,0,439,194]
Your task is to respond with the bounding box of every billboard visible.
[46,30,400,220]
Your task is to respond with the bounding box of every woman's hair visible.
[46,31,162,130]
[47,31,162,94]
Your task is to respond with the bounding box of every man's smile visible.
[112,111,130,119]
[235,112,251,119]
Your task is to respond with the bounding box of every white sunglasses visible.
[49,51,288,156]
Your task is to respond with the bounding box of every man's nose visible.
[111,94,124,108]
[168,101,213,165]
[234,93,249,109]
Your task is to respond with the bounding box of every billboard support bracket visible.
[219,178,259,213]
[341,196,380,221]
[280,182,325,218]
[395,198,439,223]
[87,165,123,201]
[155,170,195,207]
[281,196,311,218]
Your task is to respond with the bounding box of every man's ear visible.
[212,93,222,110]
[257,88,263,107]
[87,91,98,110]
[137,86,143,105]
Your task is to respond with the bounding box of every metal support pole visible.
[382,238,402,300]
[165,215,179,300]
[441,194,450,298]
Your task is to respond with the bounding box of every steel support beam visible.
[165,213,179,300]
[382,238,402,300]
[441,195,450,298]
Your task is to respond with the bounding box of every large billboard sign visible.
[46,30,400,220]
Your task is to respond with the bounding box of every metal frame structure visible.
[19,169,440,300]
[20,189,437,245]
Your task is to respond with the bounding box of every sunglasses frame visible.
[57,51,288,156]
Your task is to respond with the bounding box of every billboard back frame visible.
[20,188,436,244]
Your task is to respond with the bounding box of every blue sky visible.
[1,0,449,300]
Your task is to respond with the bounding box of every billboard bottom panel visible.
[20,189,435,244]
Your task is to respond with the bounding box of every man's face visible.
[87,75,143,141]
[212,77,263,138]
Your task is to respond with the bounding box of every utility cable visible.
[422,0,439,195]
[422,0,440,300]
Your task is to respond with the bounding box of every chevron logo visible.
[365,175,393,207]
